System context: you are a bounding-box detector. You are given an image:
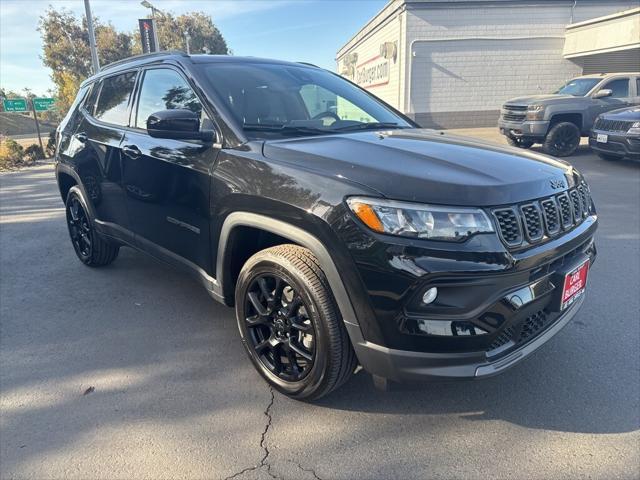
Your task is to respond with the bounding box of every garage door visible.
[409,37,581,128]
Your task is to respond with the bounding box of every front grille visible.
[594,118,633,133]
[520,204,543,241]
[557,192,573,229]
[492,183,593,249]
[501,104,527,123]
[541,198,560,235]
[493,208,522,246]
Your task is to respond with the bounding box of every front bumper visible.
[348,294,584,381]
[589,130,640,160]
[336,205,597,381]
[498,119,549,139]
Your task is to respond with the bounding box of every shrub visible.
[0,137,24,170]
[24,144,45,164]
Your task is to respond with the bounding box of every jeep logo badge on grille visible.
[550,179,565,190]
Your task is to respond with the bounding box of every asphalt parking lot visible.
[1,136,639,479]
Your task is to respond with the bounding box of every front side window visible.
[602,78,630,98]
[94,71,137,126]
[198,63,411,139]
[135,69,203,129]
[555,78,600,97]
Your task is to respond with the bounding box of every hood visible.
[601,106,640,121]
[262,129,580,207]
[505,94,576,105]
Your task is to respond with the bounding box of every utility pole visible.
[184,31,191,54]
[84,0,100,74]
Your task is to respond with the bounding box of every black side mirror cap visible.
[147,109,214,142]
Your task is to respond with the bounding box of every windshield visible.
[554,78,600,96]
[198,62,412,139]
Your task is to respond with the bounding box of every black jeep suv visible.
[55,53,597,399]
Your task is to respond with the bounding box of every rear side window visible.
[603,78,630,98]
[59,84,90,132]
[636,78,640,96]
[135,69,203,129]
[94,71,137,126]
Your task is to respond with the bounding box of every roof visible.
[82,52,320,86]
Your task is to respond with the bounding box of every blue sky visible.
[0,0,387,95]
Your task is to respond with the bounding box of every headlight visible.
[526,104,545,121]
[346,197,494,241]
[628,121,640,135]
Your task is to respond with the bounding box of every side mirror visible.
[146,109,214,141]
[593,89,612,99]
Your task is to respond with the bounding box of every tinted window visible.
[603,78,630,98]
[94,71,137,125]
[198,63,410,139]
[83,82,101,115]
[135,69,203,128]
[637,79,640,95]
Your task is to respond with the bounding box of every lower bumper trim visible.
[349,294,584,382]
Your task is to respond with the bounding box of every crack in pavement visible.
[291,461,323,480]
[224,387,276,480]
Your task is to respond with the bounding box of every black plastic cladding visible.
[492,182,593,249]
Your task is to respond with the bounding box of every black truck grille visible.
[594,118,633,133]
[501,104,527,123]
[492,183,593,249]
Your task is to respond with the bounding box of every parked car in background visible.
[499,73,640,157]
[589,106,640,162]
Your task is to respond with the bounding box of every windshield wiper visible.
[332,122,407,132]
[242,123,330,135]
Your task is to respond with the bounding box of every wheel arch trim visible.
[216,212,363,334]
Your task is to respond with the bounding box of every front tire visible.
[65,187,119,266]
[542,122,580,157]
[235,245,357,400]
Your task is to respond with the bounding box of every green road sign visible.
[3,98,28,112]
[33,97,56,112]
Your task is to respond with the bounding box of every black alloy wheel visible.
[65,188,119,266]
[244,274,316,382]
[67,195,92,260]
[235,245,357,400]
[543,122,580,157]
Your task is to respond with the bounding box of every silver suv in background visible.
[498,73,640,157]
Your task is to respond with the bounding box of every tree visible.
[38,7,228,114]
[38,7,133,113]
[132,11,228,55]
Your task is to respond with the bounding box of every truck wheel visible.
[506,137,534,149]
[543,122,580,157]
[235,244,357,400]
[65,187,119,266]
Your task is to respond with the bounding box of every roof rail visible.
[297,61,320,68]
[101,50,189,72]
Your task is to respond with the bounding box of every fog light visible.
[422,287,438,304]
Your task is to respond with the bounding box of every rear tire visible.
[506,137,534,149]
[542,122,580,157]
[65,187,119,267]
[235,244,357,400]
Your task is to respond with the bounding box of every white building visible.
[336,0,640,128]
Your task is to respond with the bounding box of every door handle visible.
[75,132,87,143]
[122,145,142,159]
